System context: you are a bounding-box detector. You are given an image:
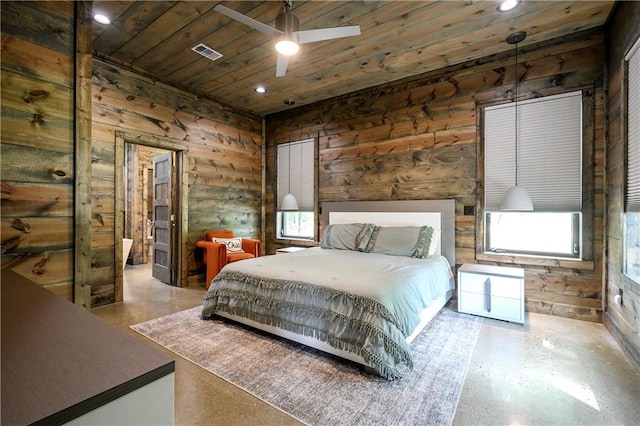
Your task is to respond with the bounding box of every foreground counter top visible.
[1,269,175,425]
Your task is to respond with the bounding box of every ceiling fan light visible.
[497,0,520,12]
[275,38,299,56]
[93,13,111,25]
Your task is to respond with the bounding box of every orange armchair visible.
[196,230,261,289]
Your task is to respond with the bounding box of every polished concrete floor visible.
[93,264,640,425]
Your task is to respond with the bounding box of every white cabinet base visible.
[66,373,174,426]
[457,264,525,324]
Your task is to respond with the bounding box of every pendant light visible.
[501,31,534,212]
[281,99,299,211]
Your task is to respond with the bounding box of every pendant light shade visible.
[500,185,533,211]
[281,193,299,210]
[501,31,534,212]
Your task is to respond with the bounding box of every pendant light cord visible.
[514,40,519,186]
[506,31,526,187]
[288,142,291,194]
[286,99,294,195]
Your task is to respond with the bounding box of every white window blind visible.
[277,139,315,210]
[485,91,583,211]
[626,37,640,213]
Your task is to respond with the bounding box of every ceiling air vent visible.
[191,43,223,61]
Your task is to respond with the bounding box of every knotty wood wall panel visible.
[1,2,75,299]
[1,115,74,154]
[90,133,116,305]
[6,249,73,292]
[92,62,260,130]
[91,122,118,284]
[266,29,606,321]
[3,74,73,122]
[1,145,74,185]
[1,218,72,252]
[604,1,640,370]
[92,60,263,301]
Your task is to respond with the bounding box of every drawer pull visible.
[484,278,491,312]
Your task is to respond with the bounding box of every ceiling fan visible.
[214,1,361,77]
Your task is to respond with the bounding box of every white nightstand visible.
[457,263,525,324]
[275,246,307,255]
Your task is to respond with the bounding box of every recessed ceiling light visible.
[497,0,520,12]
[94,14,111,25]
[255,86,267,94]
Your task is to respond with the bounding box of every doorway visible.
[124,143,175,283]
[114,132,188,301]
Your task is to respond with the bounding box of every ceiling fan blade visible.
[276,54,289,77]
[214,5,282,37]
[295,26,361,44]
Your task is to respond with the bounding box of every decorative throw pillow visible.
[365,225,434,258]
[212,237,244,253]
[320,223,376,251]
[426,229,440,256]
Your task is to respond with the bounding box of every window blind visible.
[485,91,583,211]
[626,37,640,213]
[277,139,315,210]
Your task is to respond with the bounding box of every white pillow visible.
[212,237,244,253]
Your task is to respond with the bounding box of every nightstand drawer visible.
[457,263,525,324]
[459,292,524,323]
[458,272,521,299]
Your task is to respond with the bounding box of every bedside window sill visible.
[476,252,594,270]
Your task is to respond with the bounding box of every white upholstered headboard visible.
[322,200,456,266]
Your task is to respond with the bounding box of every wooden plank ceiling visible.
[91,1,614,117]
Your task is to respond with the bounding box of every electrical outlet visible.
[619,288,624,307]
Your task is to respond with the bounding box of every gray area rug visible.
[131,304,482,426]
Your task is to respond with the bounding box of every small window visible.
[277,211,315,239]
[624,36,640,284]
[276,139,316,240]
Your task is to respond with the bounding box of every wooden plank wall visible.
[1,1,75,301]
[1,1,262,306]
[265,29,606,322]
[91,60,263,305]
[604,2,640,369]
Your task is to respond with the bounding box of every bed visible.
[202,200,456,379]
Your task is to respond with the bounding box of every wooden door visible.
[152,153,173,284]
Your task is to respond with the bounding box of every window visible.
[277,139,316,240]
[484,91,583,259]
[486,212,581,258]
[624,37,640,284]
[277,211,315,239]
